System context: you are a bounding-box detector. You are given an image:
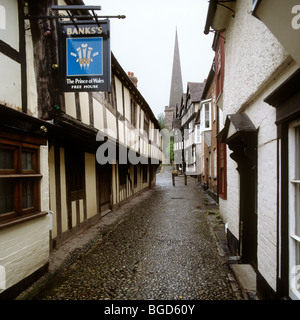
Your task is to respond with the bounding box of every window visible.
[200,100,211,131]
[0,138,41,223]
[289,119,300,299]
[205,103,211,129]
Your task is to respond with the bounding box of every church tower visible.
[165,30,183,130]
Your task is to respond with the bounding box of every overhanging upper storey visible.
[204,0,236,35]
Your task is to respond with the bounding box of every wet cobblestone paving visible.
[36,167,242,300]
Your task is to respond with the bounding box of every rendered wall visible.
[222,0,296,290]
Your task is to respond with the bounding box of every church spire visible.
[169,29,183,108]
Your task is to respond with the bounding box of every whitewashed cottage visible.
[204,0,300,299]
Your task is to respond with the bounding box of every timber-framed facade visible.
[48,51,162,250]
[0,0,161,298]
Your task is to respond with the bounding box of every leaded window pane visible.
[0,148,14,170]
[22,180,33,209]
[22,151,33,170]
[0,180,14,214]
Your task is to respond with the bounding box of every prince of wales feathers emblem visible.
[70,43,99,70]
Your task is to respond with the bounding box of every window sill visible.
[0,211,48,230]
[0,174,42,179]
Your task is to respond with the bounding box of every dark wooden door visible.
[98,163,112,213]
[239,165,257,267]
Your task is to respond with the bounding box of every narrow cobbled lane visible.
[37,167,241,300]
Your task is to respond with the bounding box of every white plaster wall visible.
[136,105,140,129]
[124,88,131,121]
[118,120,124,144]
[219,197,227,224]
[0,0,19,51]
[80,92,90,125]
[224,0,289,114]
[64,93,76,118]
[225,152,240,240]
[115,76,123,115]
[106,109,117,139]
[223,0,297,291]
[93,98,104,130]
[246,96,277,290]
[249,62,298,290]
[0,52,21,110]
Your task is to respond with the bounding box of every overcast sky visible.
[84,0,215,117]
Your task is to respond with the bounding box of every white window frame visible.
[289,118,300,300]
[200,99,212,131]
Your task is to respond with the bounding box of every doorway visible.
[98,163,112,214]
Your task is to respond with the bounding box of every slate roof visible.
[187,82,205,102]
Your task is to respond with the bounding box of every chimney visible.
[128,71,138,88]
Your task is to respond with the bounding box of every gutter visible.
[204,0,217,35]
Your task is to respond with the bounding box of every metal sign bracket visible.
[24,5,125,31]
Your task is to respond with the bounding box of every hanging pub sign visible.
[59,20,111,92]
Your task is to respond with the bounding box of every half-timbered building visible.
[0,0,161,298]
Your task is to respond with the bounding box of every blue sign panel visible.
[66,37,103,77]
[59,21,111,92]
